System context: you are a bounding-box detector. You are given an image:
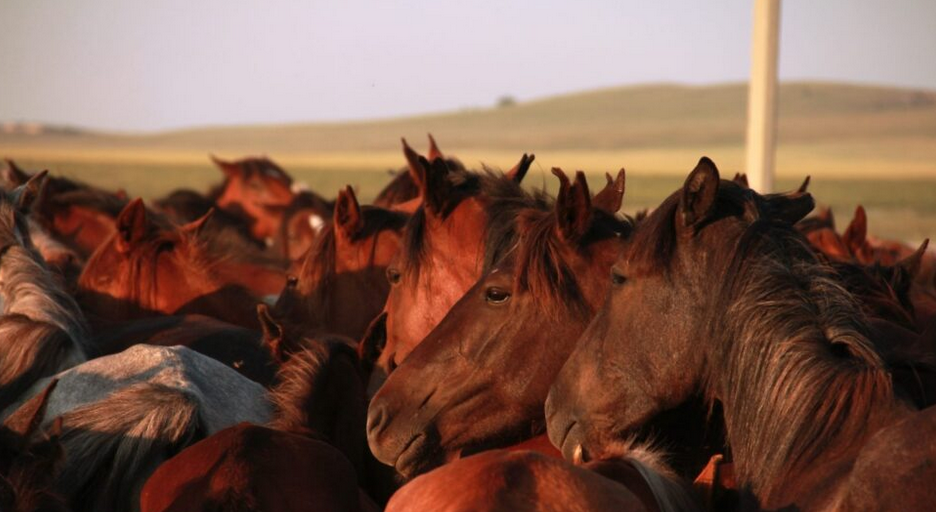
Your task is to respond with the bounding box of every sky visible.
[1,0,934,132]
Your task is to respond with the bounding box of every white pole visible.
[745,0,781,193]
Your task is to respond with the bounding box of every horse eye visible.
[485,287,511,305]
[611,269,627,286]
[386,267,402,285]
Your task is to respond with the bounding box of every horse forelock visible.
[514,205,631,318]
[400,168,532,282]
[710,218,893,499]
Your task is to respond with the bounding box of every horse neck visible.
[709,229,896,501]
[0,245,89,354]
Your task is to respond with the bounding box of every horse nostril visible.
[366,403,389,439]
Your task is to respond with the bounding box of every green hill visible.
[3,81,935,168]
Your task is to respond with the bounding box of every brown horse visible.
[209,155,296,241]
[386,443,699,512]
[547,157,936,510]
[363,143,537,379]
[366,169,630,478]
[272,187,409,341]
[77,199,261,330]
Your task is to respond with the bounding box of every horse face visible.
[546,158,757,462]
[367,261,539,477]
[212,157,295,240]
[378,196,489,372]
[78,200,215,319]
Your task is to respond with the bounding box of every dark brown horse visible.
[141,332,375,512]
[366,169,630,478]
[139,423,373,512]
[0,380,69,512]
[547,157,936,510]
[77,199,261,330]
[209,155,296,241]
[272,187,409,341]
[363,143,537,378]
[90,313,278,387]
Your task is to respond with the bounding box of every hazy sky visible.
[2,0,934,132]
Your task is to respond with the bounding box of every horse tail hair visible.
[53,383,204,512]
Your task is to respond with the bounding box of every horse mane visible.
[830,260,916,329]
[53,383,205,512]
[513,206,632,317]
[200,217,283,268]
[704,202,893,498]
[87,221,229,315]
[268,337,360,436]
[595,437,701,512]
[401,168,550,281]
[46,188,128,218]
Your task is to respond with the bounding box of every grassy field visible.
[9,158,935,244]
[2,81,934,242]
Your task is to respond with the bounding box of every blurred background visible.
[1,0,934,240]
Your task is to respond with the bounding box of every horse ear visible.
[797,175,811,193]
[732,173,749,188]
[210,154,240,178]
[334,186,363,240]
[181,208,214,237]
[3,159,30,186]
[115,198,150,253]
[766,191,815,225]
[896,239,929,281]
[679,157,720,229]
[553,168,592,242]
[842,205,868,256]
[419,156,454,215]
[401,138,424,186]
[818,207,835,230]
[2,378,58,439]
[427,133,443,162]
[12,169,48,213]
[506,153,534,184]
[257,304,287,363]
[592,168,626,214]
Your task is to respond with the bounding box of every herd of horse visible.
[0,135,933,511]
